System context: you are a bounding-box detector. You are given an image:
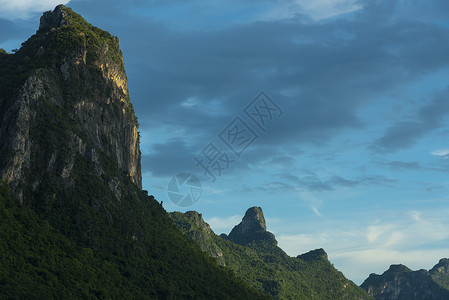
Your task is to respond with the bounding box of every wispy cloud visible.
[206,215,242,234]
[277,209,449,283]
[431,149,449,156]
[277,232,329,255]
[262,0,362,22]
[297,188,323,216]
[295,0,362,19]
[265,173,396,193]
[373,86,449,152]
[0,0,70,19]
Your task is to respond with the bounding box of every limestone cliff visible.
[0,5,141,201]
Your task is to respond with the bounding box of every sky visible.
[1,0,449,284]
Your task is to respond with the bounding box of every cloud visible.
[337,248,449,284]
[277,209,449,283]
[286,0,362,20]
[265,173,396,193]
[296,188,324,216]
[128,10,449,158]
[311,206,322,217]
[379,160,449,175]
[277,233,329,256]
[0,0,70,19]
[366,224,405,247]
[142,139,197,177]
[257,0,362,23]
[63,0,449,177]
[431,149,449,156]
[0,17,39,53]
[206,214,242,234]
[366,225,387,243]
[384,160,422,170]
[373,86,449,152]
[0,19,25,43]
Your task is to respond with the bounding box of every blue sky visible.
[2,0,449,284]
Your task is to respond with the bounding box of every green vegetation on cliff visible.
[0,171,266,298]
[361,263,449,300]
[170,210,371,299]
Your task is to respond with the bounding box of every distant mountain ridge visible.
[361,259,449,299]
[170,207,372,299]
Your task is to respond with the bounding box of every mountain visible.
[361,260,449,299]
[430,258,449,290]
[1,5,141,202]
[222,206,277,246]
[0,5,267,299]
[170,207,372,299]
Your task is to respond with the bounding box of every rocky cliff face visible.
[39,4,70,32]
[0,5,141,201]
[430,258,449,289]
[361,263,449,300]
[431,259,449,274]
[169,211,226,266]
[223,206,277,246]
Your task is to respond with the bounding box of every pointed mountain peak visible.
[225,207,277,246]
[240,206,267,233]
[39,5,71,33]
